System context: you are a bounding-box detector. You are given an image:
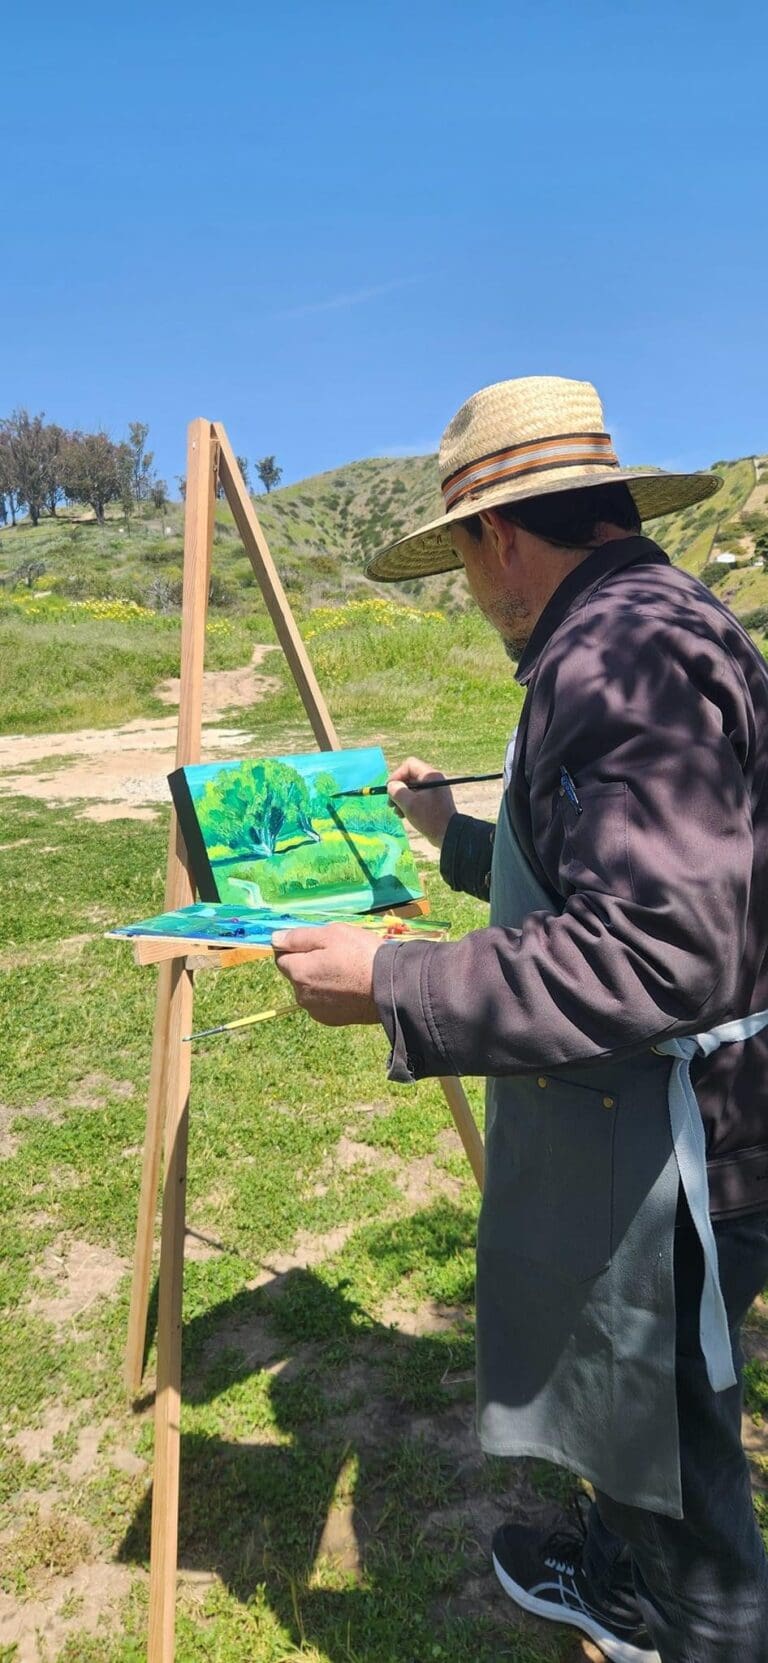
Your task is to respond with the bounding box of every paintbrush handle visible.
[410,771,503,791]
[337,771,503,798]
[184,1004,299,1042]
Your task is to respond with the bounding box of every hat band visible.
[442,431,618,510]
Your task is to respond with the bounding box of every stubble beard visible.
[490,590,532,657]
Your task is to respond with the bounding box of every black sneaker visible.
[492,1516,660,1662]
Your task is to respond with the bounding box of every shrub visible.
[738,605,768,632]
[698,562,729,590]
[257,837,371,901]
[146,574,183,613]
[207,572,237,608]
[143,540,184,566]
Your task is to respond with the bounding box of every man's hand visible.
[387,756,456,849]
[272,923,381,1026]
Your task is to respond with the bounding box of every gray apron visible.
[476,770,768,1518]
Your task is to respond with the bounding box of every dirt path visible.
[743,454,768,518]
[0,642,503,834]
[0,647,279,821]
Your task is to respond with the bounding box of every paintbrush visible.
[184,1004,300,1042]
[332,770,503,798]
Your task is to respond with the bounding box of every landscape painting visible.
[168,745,423,915]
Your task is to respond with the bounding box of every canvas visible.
[167,745,423,914]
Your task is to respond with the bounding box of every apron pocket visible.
[486,1073,618,1284]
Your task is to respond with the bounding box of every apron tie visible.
[655,1010,768,1394]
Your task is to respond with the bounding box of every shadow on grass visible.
[119,1202,542,1662]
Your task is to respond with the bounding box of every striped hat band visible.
[441,430,618,511]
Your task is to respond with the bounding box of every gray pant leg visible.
[587,1207,768,1662]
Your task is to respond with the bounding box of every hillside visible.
[1,448,767,621]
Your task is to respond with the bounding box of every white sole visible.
[492,1553,661,1663]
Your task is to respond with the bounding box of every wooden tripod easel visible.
[123,419,485,1663]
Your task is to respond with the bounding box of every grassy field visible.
[2,471,768,1661]
[0,595,573,1663]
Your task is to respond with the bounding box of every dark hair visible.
[461,481,640,549]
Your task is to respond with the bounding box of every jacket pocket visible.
[485,1071,618,1284]
[557,781,634,901]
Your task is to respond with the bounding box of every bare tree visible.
[127,421,155,502]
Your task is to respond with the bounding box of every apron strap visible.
[656,1010,768,1394]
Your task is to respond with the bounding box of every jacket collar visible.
[515,535,670,686]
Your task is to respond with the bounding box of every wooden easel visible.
[123,420,485,1663]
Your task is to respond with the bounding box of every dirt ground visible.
[0,646,503,837]
[0,647,279,821]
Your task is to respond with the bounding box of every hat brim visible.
[365,466,722,582]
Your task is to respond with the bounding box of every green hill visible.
[1,448,767,621]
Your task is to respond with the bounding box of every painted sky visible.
[3,1,766,489]
[185,747,387,800]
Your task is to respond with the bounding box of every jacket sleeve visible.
[373,613,755,1083]
[439,812,495,901]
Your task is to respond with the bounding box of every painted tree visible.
[311,769,341,818]
[198,760,319,858]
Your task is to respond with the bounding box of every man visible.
[273,376,768,1662]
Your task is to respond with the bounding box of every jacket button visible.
[603,1096,615,1109]
[537,1076,548,1088]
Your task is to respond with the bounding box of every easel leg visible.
[438,1076,484,1192]
[124,959,173,1393]
[147,960,194,1663]
[125,418,215,1405]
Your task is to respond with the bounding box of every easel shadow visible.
[121,1207,495,1659]
[327,801,415,910]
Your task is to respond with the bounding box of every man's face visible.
[450,517,534,653]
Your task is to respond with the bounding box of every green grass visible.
[0,786,576,1662]
[0,595,259,732]
[4,766,764,1659]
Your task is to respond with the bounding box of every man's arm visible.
[374,617,755,1083]
[387,757,495,901]
[439,812,494,900]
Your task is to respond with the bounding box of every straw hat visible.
[365,376,721,581]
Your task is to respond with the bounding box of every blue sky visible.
[3,0,766,490]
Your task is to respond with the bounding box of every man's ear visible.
[479,509,516,569]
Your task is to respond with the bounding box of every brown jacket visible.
[373,536,768,1217]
